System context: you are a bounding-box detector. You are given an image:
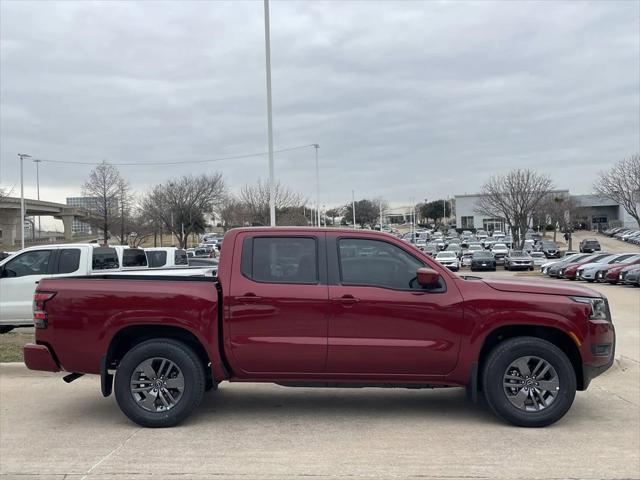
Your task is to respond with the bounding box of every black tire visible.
[0,326,14,334]
[482,336,576,427]
[114,339,205,428]
[529,267,534,271]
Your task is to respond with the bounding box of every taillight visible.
[33,292,56,329]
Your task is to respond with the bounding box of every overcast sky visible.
[1,0,639,213]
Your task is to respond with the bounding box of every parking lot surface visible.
[1,259,639,480]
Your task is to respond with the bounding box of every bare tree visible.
[112,178,134,245]
[82,161,123,244]
[475,169,554,248]
[219,196,248,231]
[239,179,306,226]
[126,212,156,248]
[141,173,226,248]
[536,193,579,245]
[594,154,640,227]
[325,207,341,226]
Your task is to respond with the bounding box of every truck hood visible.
[481,277,601,297]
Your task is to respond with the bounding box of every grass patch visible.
[0,329,33,363]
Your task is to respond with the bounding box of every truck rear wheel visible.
[482,336,576,427]
[114,339,205,428]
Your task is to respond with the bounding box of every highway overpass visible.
[0,196,89,247]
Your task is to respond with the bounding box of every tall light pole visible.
[352,190,356,229]
[313,144,320,228]
[263,0,276,226]
[33,158,42,237]
[18,153,31,249]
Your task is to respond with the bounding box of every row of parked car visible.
[540,249,640,287]
[404,228,558,272]
[603,226,640,245]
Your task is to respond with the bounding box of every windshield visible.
[437,252,456,258]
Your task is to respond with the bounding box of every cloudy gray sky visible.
[1,0,639,213]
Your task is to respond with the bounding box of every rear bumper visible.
[23,343,60,372]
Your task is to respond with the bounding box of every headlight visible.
[569,296,611,321]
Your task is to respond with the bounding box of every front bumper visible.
[23,343,60,372]
[581,319,616,390]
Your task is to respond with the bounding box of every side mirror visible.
[416,267,440,286]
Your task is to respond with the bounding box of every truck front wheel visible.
[114,339,205,428]
[482,336,576,427]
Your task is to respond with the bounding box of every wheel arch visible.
[105,325,214,392]
[477,325,585,391]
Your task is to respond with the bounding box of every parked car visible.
[435,251,460,271]
[540,241,561,259]
[577,253,640,282]
[559,253,613,280]
[490,243,509,264]
[621,266,640,286]
[529,251,547,267]
[602,260,640,284]
[421,243,438,257]
[622,231,640,242]
[579,239,601,253]
[470,250,496,271]
[504,251,534,271]
[24,227,615,428]
[545,253,593,278]
[461,244,483,267]
[445,243,463,259]
[145,248,189,268]
[0,244,215,333]
[523,239,536,253]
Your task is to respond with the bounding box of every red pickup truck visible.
[24,228,615,428]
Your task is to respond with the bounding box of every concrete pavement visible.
[1,268,639,480]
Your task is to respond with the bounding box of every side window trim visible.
[334,236,446,293]
[240,234,326,285]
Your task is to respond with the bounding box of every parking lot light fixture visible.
[314,144,320,228]
[18,153,31,249]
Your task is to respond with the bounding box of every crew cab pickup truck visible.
[24,228,615,428]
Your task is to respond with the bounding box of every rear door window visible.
[245,237,318,284]
[57,248,81,274]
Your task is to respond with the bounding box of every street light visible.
[263,0,276,227]
[352,190,356,229]
[18,153,31,249]
[33,159,42,237]
[313,144,320,228]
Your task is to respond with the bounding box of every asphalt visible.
[1,232,639,480]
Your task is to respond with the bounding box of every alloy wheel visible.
[130,357,185,412]
[503,356,559,412]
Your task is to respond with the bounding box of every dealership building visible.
[454,191,636,232]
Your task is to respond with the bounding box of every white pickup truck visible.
[0,244,216,333]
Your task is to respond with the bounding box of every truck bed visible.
[34,275,221,376]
